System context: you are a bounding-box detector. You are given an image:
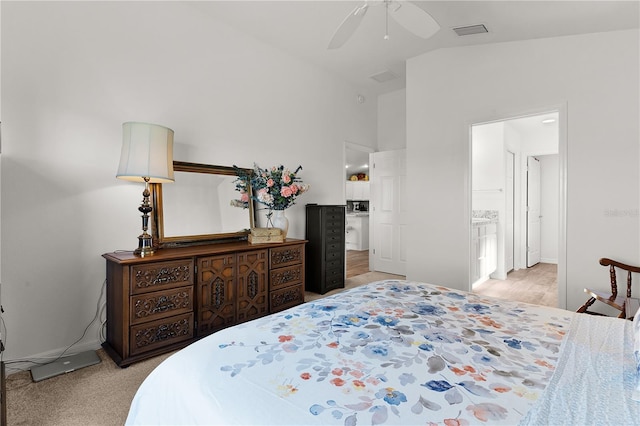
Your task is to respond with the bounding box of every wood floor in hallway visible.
[473,263,558,308]
[346,250,557,309]
[346,250,370,278]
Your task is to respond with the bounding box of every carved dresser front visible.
[103,239,306,367]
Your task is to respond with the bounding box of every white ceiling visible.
[504,111,559,145]
[189,1,640,96]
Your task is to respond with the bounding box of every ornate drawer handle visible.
[152,295,176,313]
[155,324,176,341]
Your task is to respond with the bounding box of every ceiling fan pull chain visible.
[384,0,390,40]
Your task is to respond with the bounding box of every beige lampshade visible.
[117,122,175,183]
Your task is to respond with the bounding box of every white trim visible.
[344,141,376,277]
[556,103,568,310]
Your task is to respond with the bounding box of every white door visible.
[527,156,541,267]
[370,150,407,275]
[505,151,515,272]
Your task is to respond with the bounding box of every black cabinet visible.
[305,204,346,294]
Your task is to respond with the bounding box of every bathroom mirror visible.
[151,161,255,247]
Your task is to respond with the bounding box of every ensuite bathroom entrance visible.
[470,110,561,307]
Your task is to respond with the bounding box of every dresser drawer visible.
[270,244,304,269]
[270,283,304,313]
[326,241,342,254]
[130,313,194,356]
[325,250,342,262]
[326,228,343,239]
[270,264,303,290]
[325,206,344,213]
[324,269,344,292]
[326,258,342,270]
[130,286,193,325]
[325,219,344,230]
[130,259,194,295]
[326,266,343,281]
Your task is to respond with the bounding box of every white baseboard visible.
[490,272,507,280]
[5,339,102,376]
[471,275,491,288]
[540,258,558,264]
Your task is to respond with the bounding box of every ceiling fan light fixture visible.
[453,24,489,36]
[328,0,439,49]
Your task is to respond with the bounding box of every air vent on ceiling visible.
[452,24,488,36]
[369,70,398,83]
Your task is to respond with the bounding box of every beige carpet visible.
[305,271,403,302]
[6,348,172,425]
[7,272,400,426]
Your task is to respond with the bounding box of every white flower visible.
[257,190,273,204]
[298,184,310,194]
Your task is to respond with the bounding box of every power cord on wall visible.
[0,305,5,355]
[3,279,107,374]
[0,308,6,362]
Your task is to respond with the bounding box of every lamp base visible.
[134,178,155,257]
[134,233,155,257]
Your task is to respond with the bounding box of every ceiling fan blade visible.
[389,0,439,39]
[328,3,369,49]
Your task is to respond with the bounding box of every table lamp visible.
[117,122,174,256]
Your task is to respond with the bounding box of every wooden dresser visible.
[103,239,306,367]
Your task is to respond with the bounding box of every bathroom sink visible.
[472,218,490,224]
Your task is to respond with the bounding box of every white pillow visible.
[632,305,640,401]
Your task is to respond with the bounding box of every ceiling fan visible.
[328,0,440,49]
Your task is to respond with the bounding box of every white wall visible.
[377,89,406,151]
[406,29,639,313]
[539,154,559,263]
[472,122,505,192]
[1,2,376,364]
[0,2,3,315]
[472,122,506,279]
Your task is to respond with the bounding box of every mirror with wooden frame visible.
[151,161,254,247]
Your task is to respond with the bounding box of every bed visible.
[126,280,640,425]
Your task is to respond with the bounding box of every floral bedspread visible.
[127,280,573,425]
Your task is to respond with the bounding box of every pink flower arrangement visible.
[233,163,309,211]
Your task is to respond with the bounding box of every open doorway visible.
[344,142,373,278]
[470,111,560,307]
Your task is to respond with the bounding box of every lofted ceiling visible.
[189,1,640,96]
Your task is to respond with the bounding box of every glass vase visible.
[271,209,289,239]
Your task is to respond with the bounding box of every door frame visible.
[526,156,541,267]
[468,103,568,309]
[505,150,515,274]
[343,141,375,277]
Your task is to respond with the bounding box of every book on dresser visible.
[102,239,306,367]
